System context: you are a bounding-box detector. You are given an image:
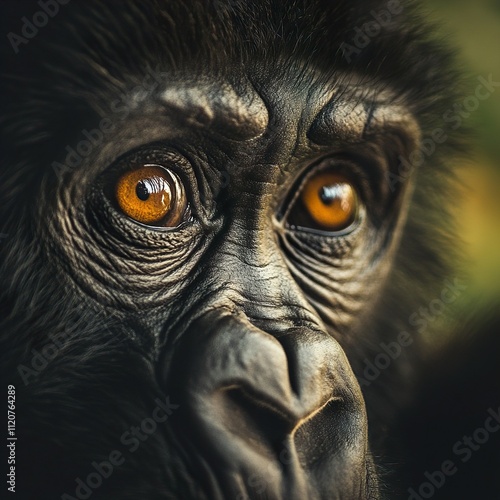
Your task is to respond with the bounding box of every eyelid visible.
[98,143,224,233]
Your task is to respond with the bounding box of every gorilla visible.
[1,0,498,499]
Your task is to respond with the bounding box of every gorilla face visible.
[0,1,460,499]
[43,75,417,497]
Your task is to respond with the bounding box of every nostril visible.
[219,387,296,453]
[294,398,349,468]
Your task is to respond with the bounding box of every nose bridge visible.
[200,153,315,317]
[222,158,282,248]
[203,205,311,319]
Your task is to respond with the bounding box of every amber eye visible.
[115,165,188,227]
[290,171,359,232]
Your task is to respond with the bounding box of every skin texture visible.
[0,1,469,499]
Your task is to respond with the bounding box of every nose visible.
[166,310,368,499]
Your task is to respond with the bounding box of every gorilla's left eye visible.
[287,170,360,233]
[115,165,188,227]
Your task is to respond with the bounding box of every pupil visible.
[319,185,339,205]
[136,181,150,201]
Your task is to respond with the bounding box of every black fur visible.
[2,1,491,499]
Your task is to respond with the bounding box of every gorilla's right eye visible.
[115,165,189,227]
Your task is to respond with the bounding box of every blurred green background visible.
[422,0,500,322]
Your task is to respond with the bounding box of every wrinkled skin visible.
[0,1,464,499]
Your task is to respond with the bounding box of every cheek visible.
[42,193,206,311]
[280,225,392,336]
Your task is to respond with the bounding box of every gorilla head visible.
[0,1,464,498]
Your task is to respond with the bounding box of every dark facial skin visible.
[41,73,417,498]
[41,70,414,498]
[0,1,462,499]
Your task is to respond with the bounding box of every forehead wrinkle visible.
[157,80,269,140]
[308,91,370,145]
[307,82,421,147]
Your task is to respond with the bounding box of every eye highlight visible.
[287,170,359,233]
[115,165,188,227]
